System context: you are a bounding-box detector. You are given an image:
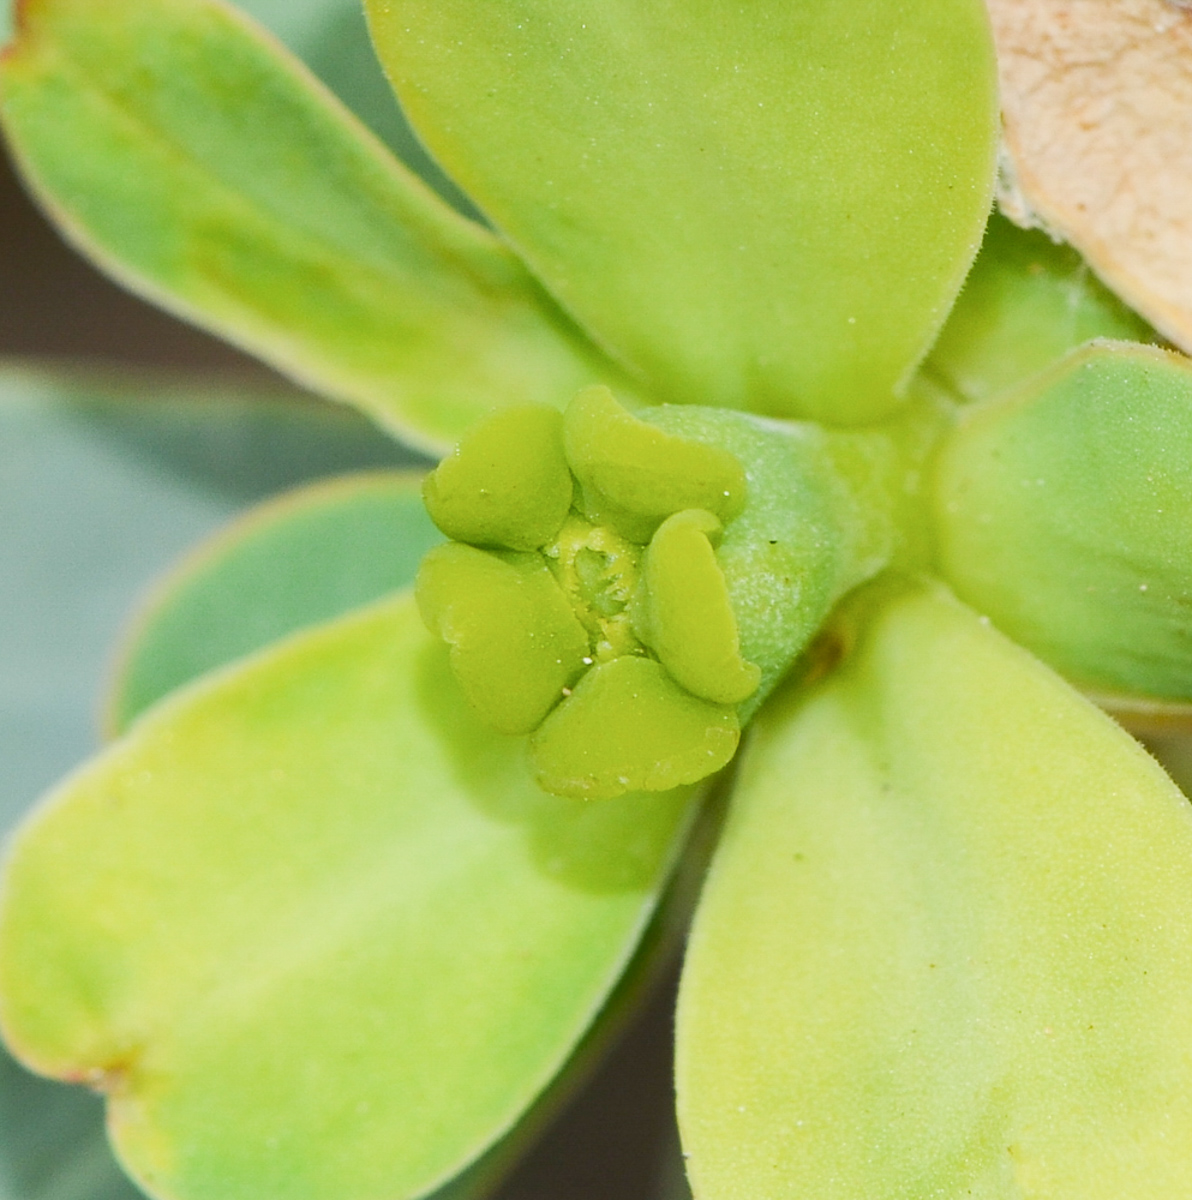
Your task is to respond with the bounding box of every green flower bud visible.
[415,542,589,734]
[530,656,740,800]
[417,387,898,798]
[564,384,747,543]
[635,508,762,706]
[422,405,573,551]
[644,403,898,722]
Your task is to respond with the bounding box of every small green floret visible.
[415,543,589,734]
[529,656,740,799]
[564,385,747,543]
[415,387,892,799]
[416,387,759,798]
[635,509,761,705]
[422,406,573,551]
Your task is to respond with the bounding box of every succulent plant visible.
[4,1,1192,1198]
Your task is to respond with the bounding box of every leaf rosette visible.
[4,2,1192,1200]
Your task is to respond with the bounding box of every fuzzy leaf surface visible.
[927,213,1157,404]
[0,595,694,1200]
[368,0,998,425]
[677,582,1192,1198]
[0,0,620,450]
[933,343,1192,704]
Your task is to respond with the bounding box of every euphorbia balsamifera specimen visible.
[418,387,898,797]
[4,0,1192,1199]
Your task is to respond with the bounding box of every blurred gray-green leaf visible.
[109,472,441,732]
[0,1049,142,1200]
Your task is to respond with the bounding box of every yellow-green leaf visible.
[933,343,1192,704]
[0,0,624,451]
[677,581,1192,1198]
[233,0,475,213]
[926,213,1157,404]
[0,595,694,1200]
[368,0,998,425]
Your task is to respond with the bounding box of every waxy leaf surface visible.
[677,583,1192,1198]
[926,213,1157,404]
[110,472,440,732]
[0,0,620,450]
[368,0,998,425]
[0,596,694,1200]
[934,343,1192,704]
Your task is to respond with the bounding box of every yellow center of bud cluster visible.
[415,385,760,799]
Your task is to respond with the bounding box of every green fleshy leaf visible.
[233,0,475,213]
[368,0,997,424]
[0,594,695,1200]
[933,342,1192,704]
[0,859,665,1200]
[0,0,624,452]
[677,581,1192,1198]
[926,213,1158,404]
[109,472,441,734]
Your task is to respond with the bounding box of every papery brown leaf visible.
[989,0,1192,353]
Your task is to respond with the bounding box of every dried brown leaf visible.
[989,0,1192,351]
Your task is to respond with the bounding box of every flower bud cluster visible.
[416,386,759,799]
